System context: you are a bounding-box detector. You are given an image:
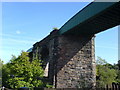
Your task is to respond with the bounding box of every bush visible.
[2,52,44,89]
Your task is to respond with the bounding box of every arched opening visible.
[41,46,49,61]
[40,45,49,69]
[40,45,49,77]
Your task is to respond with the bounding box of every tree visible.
[2,51,44,89]
[0,59,3,87]
[96,57,117,88]
[96,57,107,65]
[114,60,120,84]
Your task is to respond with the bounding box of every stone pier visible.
[32,30,96,88]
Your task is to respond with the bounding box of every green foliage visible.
[45,83,53,88]
[96,57,118,88]
[96,57,107,65]
[0,59,3,87]
[96,65,117,87]
[53,27,59,30]
[2,51,44,89]
[116,70,120,83]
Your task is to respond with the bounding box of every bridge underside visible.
[59,2,120,35]
[31,1,120,88]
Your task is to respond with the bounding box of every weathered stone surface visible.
[55,34,96,88]
[31,30,96,89]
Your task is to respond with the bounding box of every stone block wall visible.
[31,30,96,88]
[32,30,59,85]
[55,34,96,88]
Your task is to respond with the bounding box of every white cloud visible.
[1,33,41,41]
[16,30,21,34]
[96,46,118,50]
[2,38,35,44]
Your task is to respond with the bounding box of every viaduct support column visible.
[55,34,96,88]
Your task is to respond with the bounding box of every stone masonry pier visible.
[31,30,96,88]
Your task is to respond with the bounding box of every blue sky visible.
[1,2,118,64]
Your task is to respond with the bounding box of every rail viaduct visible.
[29,1,120,88]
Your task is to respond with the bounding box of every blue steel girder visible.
[59,1,120,35]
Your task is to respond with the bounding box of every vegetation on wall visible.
[53,27,59,30]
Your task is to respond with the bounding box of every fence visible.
[96,83,120,90]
